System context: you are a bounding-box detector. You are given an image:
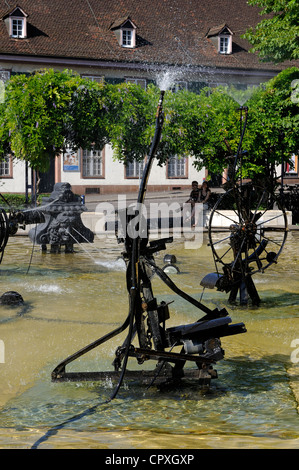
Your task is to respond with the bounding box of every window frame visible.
[125,159,145,179]
[81,147,105,179]
[219,35,232,54]
[122,28,133,47]
[166,155,188,179]
[81,75,104,84]
[170,81,188,93]
[10,16,26,38]
[121,26,136,48]
[0,155,13,178]
[125,77,147,89]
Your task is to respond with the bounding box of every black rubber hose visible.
[110,91,165,399]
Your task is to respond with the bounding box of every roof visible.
[110,16,137,31]
[206,24,234,37]
[2,5,28,19]
[0,0,296,73]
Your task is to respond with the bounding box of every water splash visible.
[222,85,258,106]
[15,281,72,294]
[68,230,125,270]
[23,283,70,294]
[95,258,126,271]
[155,69,184,91]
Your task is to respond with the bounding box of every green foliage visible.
[0,192,50,209]
[106,82,158,163]
[0,67,298,184]
[66,79,110,152]
[155,89,206,165]
[244,0,299,63]
[243,67,299,176]
[0,69,110,171]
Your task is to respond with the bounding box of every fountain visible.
[21,182,94,253]
[0,78,297,450]
[51,91,246,395]
[1,213,298,449]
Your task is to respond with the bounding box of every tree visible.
[244,0,299,63]
[163,68,299,184]
[105,82,157,163]
[0,69,110,171]
[243,66,299,183]
[0,67,298,187]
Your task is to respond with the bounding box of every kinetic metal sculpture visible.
[27,182,94,253]
[0,182,94,254]
[51,92,246,395]
[201,107,288,305]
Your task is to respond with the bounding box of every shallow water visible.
[0,230,298,449]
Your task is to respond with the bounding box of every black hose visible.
[110,91,165,399]
[233,107,248,178]
[0,209,10,263]
[145,257,227,319]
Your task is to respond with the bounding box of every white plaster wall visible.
[1,149,207,194]
[0,158,28,193]
[59,144,205,189]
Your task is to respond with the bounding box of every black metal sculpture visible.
[26,182,94,253]
[51,92,246,395]
[0,183,94,254]
[201,107,288,306]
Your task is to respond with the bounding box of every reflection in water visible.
[0,232,298,448]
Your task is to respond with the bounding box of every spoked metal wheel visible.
[207,183,288,305]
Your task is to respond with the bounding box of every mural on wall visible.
[63,148,80,172]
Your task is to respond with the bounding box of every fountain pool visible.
[0,232,298,449]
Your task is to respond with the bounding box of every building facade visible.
[0,1,297,196]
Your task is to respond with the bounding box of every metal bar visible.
[129,347,215,364]
[52,368,204,383]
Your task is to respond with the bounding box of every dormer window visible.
[12,18,24,38]
[2,6,28,39]
[206,24,233,55]
[110,17,137,48]
[122,28,133,48]
[219,36,230,54]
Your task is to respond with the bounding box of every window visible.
[219,36,230,54]
[81,75,104,84]
[122,29,133,47]
[110,17,137,49]
[170,81,187,93]
[206,24,233,55]
[125,159,144,178]
[0,155,11,177]
[12,18,24,38]
[3,7,28,39]
[82,148,103,177]
[125,78,147,89]
[167,156,187,178]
